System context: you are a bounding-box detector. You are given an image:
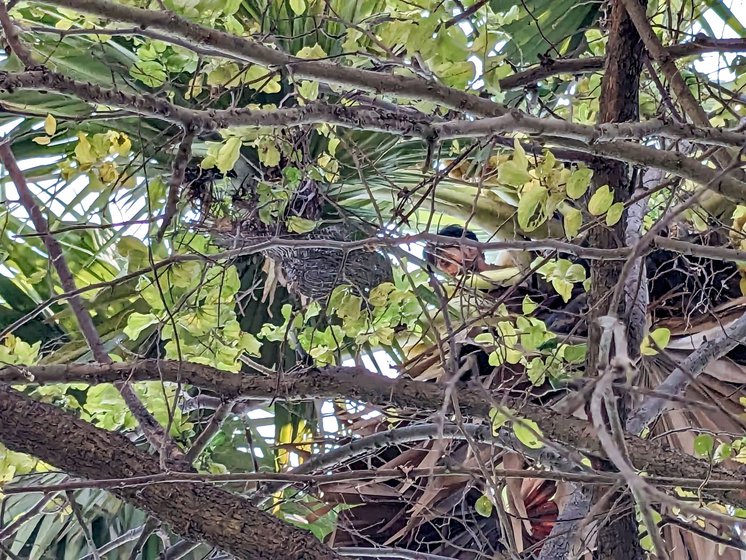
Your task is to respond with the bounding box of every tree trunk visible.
[0,384,338,560]
[586,0,646,559]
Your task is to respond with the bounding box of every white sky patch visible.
[691,0,745,82]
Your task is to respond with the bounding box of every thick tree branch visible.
[2,359,746,508]
[0,142,181,460]
[0,383,339,560]
[1,70,744,202]
[37,0,508,118]
[5,70,745,150]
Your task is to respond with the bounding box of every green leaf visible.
[693,433,714,457]
[124,312,159,340]
[129,60,167,87]
[605,202,624,226]
[289,0,306,15]
[517,186,549,232]
[566,168,592,199]
[217,137,242,174]
[475,494,493,517]
[588,185,614,216]
[513,419,544,449]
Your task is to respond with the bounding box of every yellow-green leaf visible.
[566,168,592,199]
[588,185,614,216]
[296,44,327,60]
[513,419,544,449]
[563,206,582,239]
[124,312,159,341]
[640,327,671,356]
[216,137,242,174]
[499,160,531,187]
[522,296,538,314]
[475,494,493,517]
[258,140,281,167]
[130,60,167,87]
[517,186,549,232]
[289,0,305,14]
[298,80,319,102]
[32,136,51,145]
[287,216,318,234]
[605,202,624,226]
[489,407,509,433]
[44,114,57,135]
[74,133,96,165]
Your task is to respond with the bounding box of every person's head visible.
[425,225,486,275]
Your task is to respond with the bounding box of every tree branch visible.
[0,383,340,560]
[3,359,746,508]
[499,36,746,90]
[0,1,36,67]
[0,142,182,461]
[36,0,509,118]
[1,71,744,201]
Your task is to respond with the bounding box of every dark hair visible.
[424,225,480,269]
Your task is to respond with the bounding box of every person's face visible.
[435,246,484,275]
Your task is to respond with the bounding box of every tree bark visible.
[1,360,745,509]
[586,0,646,373]
[586,0,647,559]
[0,384,339,560]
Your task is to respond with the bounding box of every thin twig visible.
[0,142,182,461]
[156,129,195,242]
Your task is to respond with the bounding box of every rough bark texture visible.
[0,384,339,560]
[587,1,647,559]
[2,361,745,509]
[586,0,646,373]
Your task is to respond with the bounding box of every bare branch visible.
[0,1,37,67]
[157,129,195,242]
[627,309,746,435]
[499,36,746,90]
[1,71,744,202]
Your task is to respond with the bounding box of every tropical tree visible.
[0,0,745,559]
